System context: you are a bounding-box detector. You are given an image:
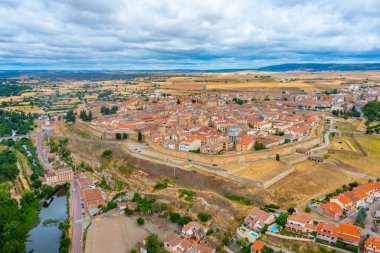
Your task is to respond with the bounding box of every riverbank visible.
[26,184,70,253]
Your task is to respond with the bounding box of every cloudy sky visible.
[0,0,380,70]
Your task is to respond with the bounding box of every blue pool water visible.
[249,231,259,238]
[270,225,279,233]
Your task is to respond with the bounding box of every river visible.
[26,192,67,253]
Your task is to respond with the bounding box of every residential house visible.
[164,234,184,252]
[179,138,201,152]
[251,241,265,253]
[195,244,215,253]
[244,208,275,232]
[320,202,343,220]
[236,135,255,152]
[182,221,206,241]
[337,223,361,246]
[365,235,380,253]
[330,194,354,215]
[316,222,338,244]
[285,212,315,234]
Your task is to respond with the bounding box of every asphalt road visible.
[71,177,84,253]
[37,131,54,171]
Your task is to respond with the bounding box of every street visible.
[71,177,84,253]
[343,199,380,238]
[35,128,83,253]
[37,130,54,171]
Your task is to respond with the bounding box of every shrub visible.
[169,212,181,223]
[125,208,133,216]
[101,149,112,158]
[154,182,168,190]
[178,216,192,226]
[137,217,144,225]
[197,212,211,222]
[276,212,289,227]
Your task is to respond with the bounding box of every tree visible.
[137,217,144,225]
[355,208,367,226]
[261,224,269,234]
[138,130,143,141]
[254,142,266,151]
[178,216,192,226]
[222,236,230,246]
[125,208,133,216]
[65,110,75,123]
[107,201,117,210]
[146,233,161,253]
[169,212,181,223]
[116,133,122,140]
[20,190,34,207]
[123,133,128,139]
[276,154,280,161]
[276,212,289,227]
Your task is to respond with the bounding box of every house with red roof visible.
[236,135,255,152]
[316,222,338,244]
[244,208,275,232]
[251,241,265,253]
[320,202,343,220]
[331,194,354,215]
[285,212,315,234]
[365,235,380,253]
[337,223,361,246]
[182,221,207,241]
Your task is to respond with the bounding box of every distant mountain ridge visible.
[257,63,380,72]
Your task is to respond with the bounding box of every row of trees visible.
[116,133,128,140]
[332,106,360,118]
[65,110,75,123]
[79,110,93,122]
[100,105,118,115]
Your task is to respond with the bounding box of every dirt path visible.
[17,161,30,190]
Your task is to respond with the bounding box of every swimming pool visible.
[249,231,259,238]
[270,225,279,233]
[239,227,247,233]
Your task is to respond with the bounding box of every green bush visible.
[137,217,144,225]
[224,193,252,205]
[125,207,133,216]
[178,216,192,226]
[169,212,181,223]
[101,149,112,158]
[197,212,211,222]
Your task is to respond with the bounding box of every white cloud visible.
[0,0,379,69]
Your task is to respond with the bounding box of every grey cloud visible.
[0,0,379,69]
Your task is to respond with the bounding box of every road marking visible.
[75,219,83,223]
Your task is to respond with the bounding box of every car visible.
[371,227,377,232]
